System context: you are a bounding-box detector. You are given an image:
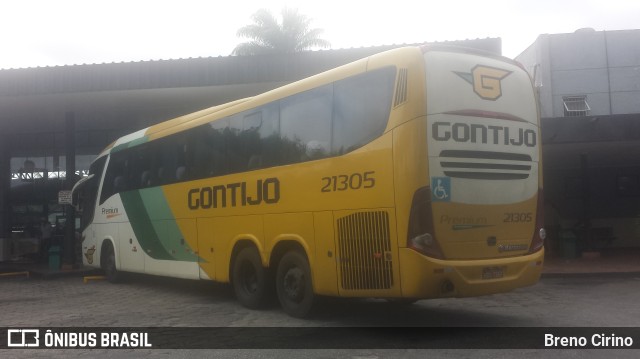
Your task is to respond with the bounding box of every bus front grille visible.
[337,211,393,290]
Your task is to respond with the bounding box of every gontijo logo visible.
[455,65,512,101]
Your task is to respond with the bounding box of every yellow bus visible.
[73,45,545,317]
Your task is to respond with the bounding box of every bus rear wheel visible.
[276,250,315,318]
[232,246,271,309]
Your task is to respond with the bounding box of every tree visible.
[233,8,330,56]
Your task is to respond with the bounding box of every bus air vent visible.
[337,211,393,290]
[393,68,408,107]
[439,150,532,180]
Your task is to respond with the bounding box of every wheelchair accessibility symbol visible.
[431,177,451,202]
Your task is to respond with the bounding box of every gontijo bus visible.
[72,45,545,317]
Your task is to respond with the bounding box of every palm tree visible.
[233,8,330,55]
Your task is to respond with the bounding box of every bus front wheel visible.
[232,246,271,309]
[102,242,121,283]
[276,250,315,318]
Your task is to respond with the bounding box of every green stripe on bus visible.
[120,190,173,260]
[111,136,149,153]
[139,187,174,220]
[139,188,199,262]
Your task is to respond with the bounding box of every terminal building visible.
[1,29,639,264]
[516,28,640,255]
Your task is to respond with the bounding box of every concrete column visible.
[0,134,10,240]
[580,153,592,251]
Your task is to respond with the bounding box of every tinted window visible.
[128,144,153,188]
[155,134,188,185]
[241,104,280,169]
[101,67,396,193]
[190,103,280,176]
[100,151,129,204]
[280,85,333,162]
[332,67,395,154]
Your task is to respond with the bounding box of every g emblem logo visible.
[455,65,512,101]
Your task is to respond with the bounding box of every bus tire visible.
[232,246,271,309]
[276,250,315,318]
[102,242,121,283]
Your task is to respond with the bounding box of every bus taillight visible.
[407,187,445,259]
[528,189,545,254]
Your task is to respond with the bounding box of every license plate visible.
[482,266,505,279]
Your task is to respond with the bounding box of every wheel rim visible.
[283,267,305,303]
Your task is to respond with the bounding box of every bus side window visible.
[154,134,188,185]
[189,104,279,179]
[208,118,230,177]
[255,103,280,168]
[227,115,246,173]
[113,176,127,192]
[187,130,211,179]
[128,144,152,190]
[280,85,332,163]
[242,111,263,170]
[332,67,395,155]
[176,166,187,181]
[240,103,279,170]
[140,171,151,187]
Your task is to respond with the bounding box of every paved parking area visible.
[1,272,640,358]
[3,273,640,326]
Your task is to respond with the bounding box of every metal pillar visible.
[0,134,10,240]
[63,112,76,267]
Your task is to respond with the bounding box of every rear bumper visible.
[398,247,544,298]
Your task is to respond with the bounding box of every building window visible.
[563,96,591,117]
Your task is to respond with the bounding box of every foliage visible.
[233,8,330,55]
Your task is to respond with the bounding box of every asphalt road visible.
[1,272,639,358]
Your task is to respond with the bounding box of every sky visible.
[1,0,639,69]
